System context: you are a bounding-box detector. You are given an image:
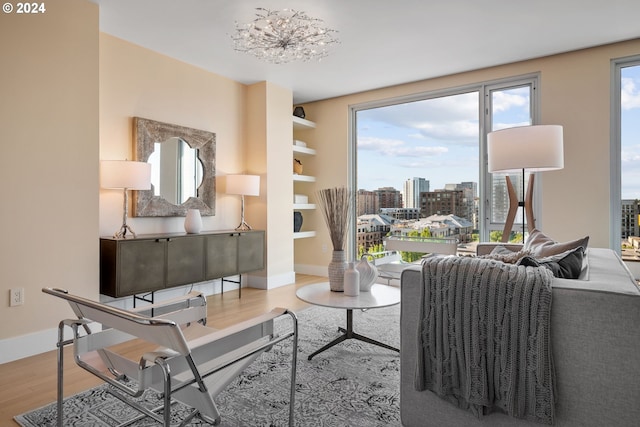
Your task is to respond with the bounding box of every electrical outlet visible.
[322,244,328,253]
[10,288,24,307]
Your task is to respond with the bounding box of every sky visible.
[356,66,640,198]
[356,91,479,192]
[621,64,640,199]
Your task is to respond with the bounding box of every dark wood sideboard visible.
[100,230,265,299]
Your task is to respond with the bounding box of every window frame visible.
[347,73,540,256]
[611,55,640,253]
[483,77,540,240]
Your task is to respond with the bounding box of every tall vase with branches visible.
[316,187,352,291]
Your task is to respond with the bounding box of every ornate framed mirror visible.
[133,117,216,217]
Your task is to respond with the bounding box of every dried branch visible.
[316,186,352,251]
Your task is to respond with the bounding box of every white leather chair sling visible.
[42,287,298,427]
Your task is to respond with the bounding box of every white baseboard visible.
[0,321,103,364]
[0,327,58,364]
[294,264,328,277]
[246,271,296,289]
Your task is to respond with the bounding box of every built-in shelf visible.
[293,145,317,155]
[293,203,316,210]
[293,116,317,245]
[293,116,316,130]
[293,174,316,182]
[293,231,317,239]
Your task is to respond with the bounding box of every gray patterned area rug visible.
[15,304,401,426]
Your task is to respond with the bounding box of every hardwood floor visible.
[0,274,326,425]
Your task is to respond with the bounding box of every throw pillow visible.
[479,245,531,264]
[518,246,584,279]
[524,228,589,257]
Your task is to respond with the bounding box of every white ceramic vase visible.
[356,253,378,292]
[344,262,360,296]
[184,209,202,234]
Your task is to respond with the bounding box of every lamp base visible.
[500,172,536,243]
[235,221,253,231]
[113,223,137,239]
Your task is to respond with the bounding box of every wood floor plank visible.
[0,274,326,425]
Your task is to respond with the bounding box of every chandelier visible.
[232,8,338,64]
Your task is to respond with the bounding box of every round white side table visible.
[296,282,400,360]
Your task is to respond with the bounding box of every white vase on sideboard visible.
[184,209,202,234]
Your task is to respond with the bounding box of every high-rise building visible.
[357,189,377,216]
[421,190,465,218]
[490,174,524,224]
[403,177,429,210]
[458,182,478,199]
[447,182,478,229]
[375,187,403,209]
[622,199,640,239]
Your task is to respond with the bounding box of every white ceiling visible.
[91,0,640,104]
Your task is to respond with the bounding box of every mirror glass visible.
[133,117,216,217]
[148,138,204,205]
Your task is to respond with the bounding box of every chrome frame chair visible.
[43,287,298,426]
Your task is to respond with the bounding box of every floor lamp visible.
[101,160,152,239]
[487,125,563,243]
[226,174,260,230]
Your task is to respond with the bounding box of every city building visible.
[403,177,429,210]
[421,190,465,218]
[415,214,474,242]
[357,189,377,216]
[491,174,525,224]
[380,207,419,220]
[356,214,397,253]
[376,187,403,209]
[622,199,640,240]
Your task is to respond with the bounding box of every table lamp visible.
[226,174,260,230]
[101,160,151,238]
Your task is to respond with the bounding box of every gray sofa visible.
[400,247,640,426]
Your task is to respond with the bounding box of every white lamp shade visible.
[226,174,260,196]
[487,125,564,173]
[100,160,152,190]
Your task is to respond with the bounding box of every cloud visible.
[363,92,478,124]
[491,87,529,113]
[358,136,448,157]
[622,77,640,110]
[397,158,478,171]
[359,92,479,144]
[621,144,640,165]
[409,120,479,144]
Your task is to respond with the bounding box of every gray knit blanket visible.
[416,256,555,424]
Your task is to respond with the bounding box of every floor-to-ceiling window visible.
[613,58,640,258]
[486,83,536,241]
[349,75,538,258]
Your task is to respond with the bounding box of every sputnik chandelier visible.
[232,8,338,64]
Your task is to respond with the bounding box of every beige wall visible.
[99,33,248,236]
[0,0,99,357]
[246,83,296,288]
[296,39,640,268]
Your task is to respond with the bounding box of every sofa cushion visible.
[524,228,589,257]
[519,247,584,279]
